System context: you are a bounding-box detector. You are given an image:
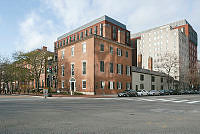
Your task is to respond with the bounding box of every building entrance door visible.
[69,77,76,95]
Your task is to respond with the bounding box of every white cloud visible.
[17,0,200,59]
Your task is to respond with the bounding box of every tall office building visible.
[131,20,198,83]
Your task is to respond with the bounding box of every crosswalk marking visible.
[93,97,200,104]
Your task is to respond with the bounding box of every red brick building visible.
[55,15,133,95]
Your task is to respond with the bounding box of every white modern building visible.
[131,20,194,84]
[132,66,174,91]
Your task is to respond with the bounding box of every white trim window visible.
[82,42,86,53]
[82,80,86,89]
[109,81,114,90]
[126,83,130,90]
[126,66,130,76]
[61,81,64,89]
[71,46,74,56]
[82,61,86,75]
[117,48,122,56]
[100,81,105,89]
[71,63,75,76]
[61,65,64,77]
[61,50,65,59]
[117,82,122,90]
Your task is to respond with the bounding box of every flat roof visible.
[131,19,189,38]
[57,15,127,41]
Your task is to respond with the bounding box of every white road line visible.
[171,100,190,103]
[155,98,177,102]
[137,98,157,102]
[186,101,200,104]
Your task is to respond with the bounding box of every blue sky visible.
[0,0,200,59]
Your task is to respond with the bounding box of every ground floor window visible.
[100,81,105,89]
[151,85,155,90]
[117,82,122,90]
[136,85,138,91]
[108,81,114,90]
[126,83,130,90]
[140,84,144,89]
[61,81,64,89]
[82,80,86,89]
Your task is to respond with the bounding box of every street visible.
[0,95,200,134]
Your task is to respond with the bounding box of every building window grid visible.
[82,43,86,53]
[100,61,104,72]
[82,61,86,75]
[82,80,86,89]
[71,63,75,76]
[100,44,104,52]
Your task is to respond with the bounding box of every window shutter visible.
[117,82,119,89]
[121,65,123,74]
[108,82,110,89]
[113,82,115,89]
[117,48,118,55]
[121,49,123,56]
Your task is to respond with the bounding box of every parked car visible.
[159,89,170,95]
[137,89,148,96]
[148,90,160,96]
[118,89,137,97]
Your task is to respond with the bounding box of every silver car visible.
[148,90,160,96]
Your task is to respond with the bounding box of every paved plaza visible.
[0,95,200,134]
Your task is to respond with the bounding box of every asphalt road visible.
[0,95,200,134]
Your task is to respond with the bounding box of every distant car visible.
[137,89,148,96]
[159,89,170,95]
[118,89,137,97]
[148,90,160,96]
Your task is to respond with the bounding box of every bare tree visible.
[154,52,179,89]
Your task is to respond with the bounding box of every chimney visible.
[43,46,47,51]
[138,54,142,68]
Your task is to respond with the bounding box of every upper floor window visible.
[110,46,113,54]
[126,51,128,58]
[89,28,92,35]
[100,61,104,72]
[71,46,74,56]
[152,76,155,82]
[117,82,122,90]
[61,50,64,59]
[69,37,72,43]
[100,44,104,52]
[77,33,79,41]
[140,74,144,81]
[117,64,123,74]
[100,24,103,36]
[60,41,62,47]
[113,26,117,40]
[73,35,75,41]
[110,62,113,73]
[126,32,130,44]
[66,38,68,44]
[117,48,122,56]
[126,66,130,76]
[61,65,64,77]
[82,61,86,75]
[85,30,88,37]
[82,42,86,53]
[71,63,75,76]
[94,26,98,35]
[81,32,83,39]
[63,40,65,46]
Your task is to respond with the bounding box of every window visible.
[61,65,64,77]
[81,32,83,39]
[71,46,74,56]
[151,76,155,82]
[161,85,163,90]
[69,37,72,43]
[100,61,104,72]
[100,44,104,52]
[94,26,98,34]
[57,42,59,48]
[136,85,138,90]
[151,85,155,90]
[117,64,123,74]
[77,33,79,41]
[100,24,103,36]
[109,81,114,90]
[73,35,75,41]
[100,81,105,89]
[61,50,64,59]
[61,81,64,89]
[60,41,62,47]
[71,63,74,76]
[63,40,65,46]
[82,61,86,75]
[89,28,92,35]
[66,38,68,44]
[110,46,113,54]
[82,43,86,53]
[126,83,130,90]
[126,51,128,58]
[161,78,163,83]
[113,26,117,40]
[140,84,144,89]
[117,82,122,89]
[82,80,86,89]
[140,74,144,81]
[110,63,113,73]
[117,48,122,56]
[126,66,130,76]
[85,30,88,36]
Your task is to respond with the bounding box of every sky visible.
[0,0,200,59]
